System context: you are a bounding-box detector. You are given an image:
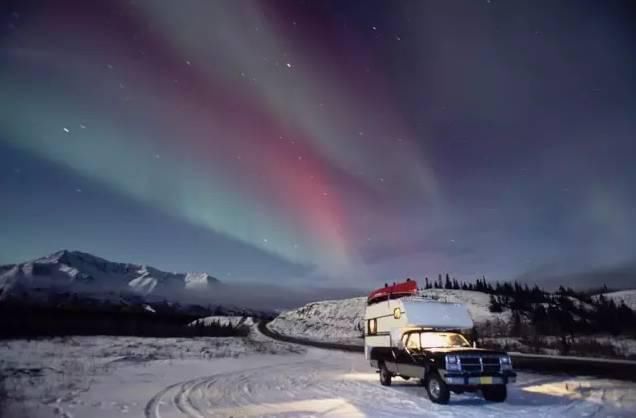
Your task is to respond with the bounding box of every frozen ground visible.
[2,326,636,417]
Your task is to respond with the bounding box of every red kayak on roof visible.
[367,279,418,305]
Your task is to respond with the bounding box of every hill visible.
[599,290,636,310]
[268,289,509,345]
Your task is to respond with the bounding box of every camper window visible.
[367,319,377,335]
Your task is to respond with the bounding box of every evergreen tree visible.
[510,311,523,337]
[488,294,503,313]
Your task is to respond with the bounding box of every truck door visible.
[396,332,425,379]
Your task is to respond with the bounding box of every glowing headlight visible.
[445,355,461,371]
[500,355,513,370]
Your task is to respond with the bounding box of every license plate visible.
[480,376,493,384]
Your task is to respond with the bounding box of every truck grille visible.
[458,355,500,373]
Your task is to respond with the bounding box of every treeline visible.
[0,304,249,339]
[421,274,636,338]
[421,274,521,293]
[496,290,636,338]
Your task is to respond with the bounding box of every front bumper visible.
[441,370,517,386]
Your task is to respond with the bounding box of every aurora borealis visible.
[2,1,636,289]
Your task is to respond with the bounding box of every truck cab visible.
[365,280,516,404]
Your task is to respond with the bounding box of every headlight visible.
[445,355,461,371]
[500,355,513,370]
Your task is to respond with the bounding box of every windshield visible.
[404,332,470,351]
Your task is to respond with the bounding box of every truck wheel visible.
[482,385,507,402]
[379,363,392,386]
[425,372,450,404]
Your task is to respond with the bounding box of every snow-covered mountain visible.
[268,289,510,345]
[0,250,219,302]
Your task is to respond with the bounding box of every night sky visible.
[1,1,635,289]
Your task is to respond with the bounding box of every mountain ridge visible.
[0,249,220,302]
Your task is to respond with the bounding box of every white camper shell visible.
[364,296,474,359]
[364,282,515,404]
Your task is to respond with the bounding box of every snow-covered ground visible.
[0,327,303,417]
[268,297,367,345]
[268,289,509,345]
[2,326,636,417]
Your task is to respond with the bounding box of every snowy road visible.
[144,347,636,418]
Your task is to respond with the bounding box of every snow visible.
[269,289,509,345]
[188,316,255,328]
[0,250,220,301]
[2,325,635,417]
[599,289,636,310]
[268,297,367,345]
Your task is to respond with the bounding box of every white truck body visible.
[364,296,474,360]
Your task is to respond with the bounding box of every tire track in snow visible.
[144,359,319,418]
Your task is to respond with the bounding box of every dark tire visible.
[379,362,392,386]
[425,372,450,404]
[400,375,410,381]
[482,385,507,402]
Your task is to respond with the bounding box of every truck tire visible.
[379,362,392,386]
[425,372,450,404]
[482,385,507,402]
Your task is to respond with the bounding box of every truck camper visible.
[364,279,516,404]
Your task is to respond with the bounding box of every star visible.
[286,62,292,68]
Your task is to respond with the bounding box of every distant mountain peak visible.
[0,250,221,302]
